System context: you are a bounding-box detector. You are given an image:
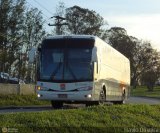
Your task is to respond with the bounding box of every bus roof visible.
[45,35,96,40]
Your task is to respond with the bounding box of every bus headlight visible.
[36,86,48,91]
[85,94,92,98]
[36,86,41,90]
[87,94,92,98]
[37,94,41,98]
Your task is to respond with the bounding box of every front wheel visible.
[51,101,63,109]
[98,89,106,105]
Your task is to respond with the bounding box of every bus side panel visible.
[94,37,130,102]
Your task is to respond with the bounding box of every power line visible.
[26,1,53,30]
[26,1,66,33]
[32,0,54,16]
[26,1,50,20]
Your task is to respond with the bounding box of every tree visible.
[131,41,158,88]
[106,27,136,60]
[65,5,107,37]
[141,50,160,91]
[0,0,12,74]
[22,7,46,83]
[0,0,46,83]
[23,8,46,50]
[0,0,25,77]
[7,0,25,77]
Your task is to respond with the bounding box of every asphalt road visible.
[0,97,159,114]
[126,96,160,104]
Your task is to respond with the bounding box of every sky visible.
[27,0,160,51]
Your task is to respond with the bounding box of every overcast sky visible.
[27,0,160,51]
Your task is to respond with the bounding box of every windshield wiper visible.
[66,62,77,80]
[50,58,63,80]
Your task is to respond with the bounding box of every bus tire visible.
[98,88,106,105]
[113,90,126,104]
[51,101,63,109]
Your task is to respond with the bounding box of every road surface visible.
[0,97,159,114]
[126,96,160,104]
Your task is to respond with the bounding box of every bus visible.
[31,35,130,108]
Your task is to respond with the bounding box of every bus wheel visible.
[120,91,126,104]
[51,101,63,109]
[99,89,106,105]
[113,91,126,104]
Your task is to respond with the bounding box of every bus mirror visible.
[92,47,97,62]
[28,47,37,63]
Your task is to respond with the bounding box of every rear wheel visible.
[121,91,126,104]
[51,101,63,109]
[113,91,126,104]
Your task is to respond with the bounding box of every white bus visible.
[32,35,130,108]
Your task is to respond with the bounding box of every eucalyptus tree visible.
[141,49,160,90]
[0,0,46,82]
[0,0,25,76]
[65,5,107,37]
[22,7,46,82]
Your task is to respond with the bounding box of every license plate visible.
[58,94,67,98]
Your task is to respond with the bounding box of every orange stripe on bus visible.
[120,81,126,90]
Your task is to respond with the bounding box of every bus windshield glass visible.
[39,38,94,82]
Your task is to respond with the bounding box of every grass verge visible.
[0,105,160,133]
[131,86,160,99]
[0,95,50,107]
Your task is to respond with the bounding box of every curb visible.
[0,105,51,110]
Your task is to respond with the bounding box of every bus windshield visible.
[39,38,94,82]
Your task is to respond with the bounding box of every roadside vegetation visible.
[0,95,50,107]
[0,105,160,133]
[131,86,160,99]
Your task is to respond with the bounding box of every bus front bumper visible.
[37,90,96,102]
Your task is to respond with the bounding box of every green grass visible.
[131,86,160,98]
[0,95,50,107]
[0,105,160,133]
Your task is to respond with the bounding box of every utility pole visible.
[48,16,68,35]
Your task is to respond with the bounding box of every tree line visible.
[0,0,45,83]
[0,1,160,90]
